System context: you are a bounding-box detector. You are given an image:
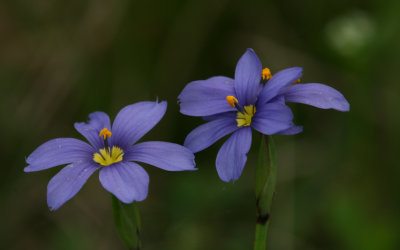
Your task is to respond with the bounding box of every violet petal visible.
[234,49,262,105]
[178,76,236,116]
[125,141,196,171]
[47,161,99,210]
[25,138,94,172]
[112,101,167,148]
[251,103,293,135]
[99,161,149,203]
[216,127,252,182]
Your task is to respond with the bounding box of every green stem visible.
[254,220,269,250]
[254,135,277,250]
[112,196,142,250]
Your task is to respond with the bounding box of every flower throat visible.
[226,96,256,127]
[93,128,124,166]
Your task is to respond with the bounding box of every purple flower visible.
[25,101,196,210]
[178,48,349,182]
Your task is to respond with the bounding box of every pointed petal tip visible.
[218,174,239,183]
[73,121,83,129]
[24,165,33,172]
[48,205,58,211]
[283,67,303,78]
[47,195,61,211]
[339,100,350,112]
[153,98,168,110]
[281,83,350,112]
[187,159,198,171]
[278,125,303,135]
[245,48,256,54]
[156,99,167,106]
[291,66,303,72]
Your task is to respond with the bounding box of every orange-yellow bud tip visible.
[99,128,112,140]
[226,96,239,108]
[262,68,272,81]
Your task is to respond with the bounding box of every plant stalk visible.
[254,135,277,250]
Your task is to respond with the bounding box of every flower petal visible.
[278,125,303,135]
[202,111,237,121]
[184,114,238,153]
[74,111,111,150]
[258,67,303,104]
[125,141,196,171]
[234,49,262,105]
[252,103,293,135]
[25,138,94,172]
[47,161,99,211]
[178,76,236,116]
[216,127,252,182]
[99,161,149,203]
[112,101,167,148]
[280,83,350,111]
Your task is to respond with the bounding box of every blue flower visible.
[25,101,196,210]
[178,49,349,182]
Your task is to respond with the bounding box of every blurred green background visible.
[1,0,400,249]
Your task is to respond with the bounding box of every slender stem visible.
[254,220,269,250]
[254,135,277,250]
[112,196,142,250]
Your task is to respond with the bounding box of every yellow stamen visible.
[93,146,124,166]
[262,67,272,81]
[226,96,239,108]
[294,78,301,84]
[236,105,256,127]
[99,128,112,140]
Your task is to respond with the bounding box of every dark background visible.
[1,0,399,249]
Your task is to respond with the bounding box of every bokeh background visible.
[1,0,400,249]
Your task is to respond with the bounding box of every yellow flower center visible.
[93,146,124,166]
[236,105,256,127]
[93,127,123,166]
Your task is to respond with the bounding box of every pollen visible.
[236,105,256,127]
[294,78,301,84]
[99,128,112,140]
[226,96,239,108]
[262,67,272,81]
[93,146,124,166]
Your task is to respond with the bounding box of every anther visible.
[262,68,272,81]
[99,128,112,150]
[226,96,239,108]
[294,78,301,84]
[99,128,112,140]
